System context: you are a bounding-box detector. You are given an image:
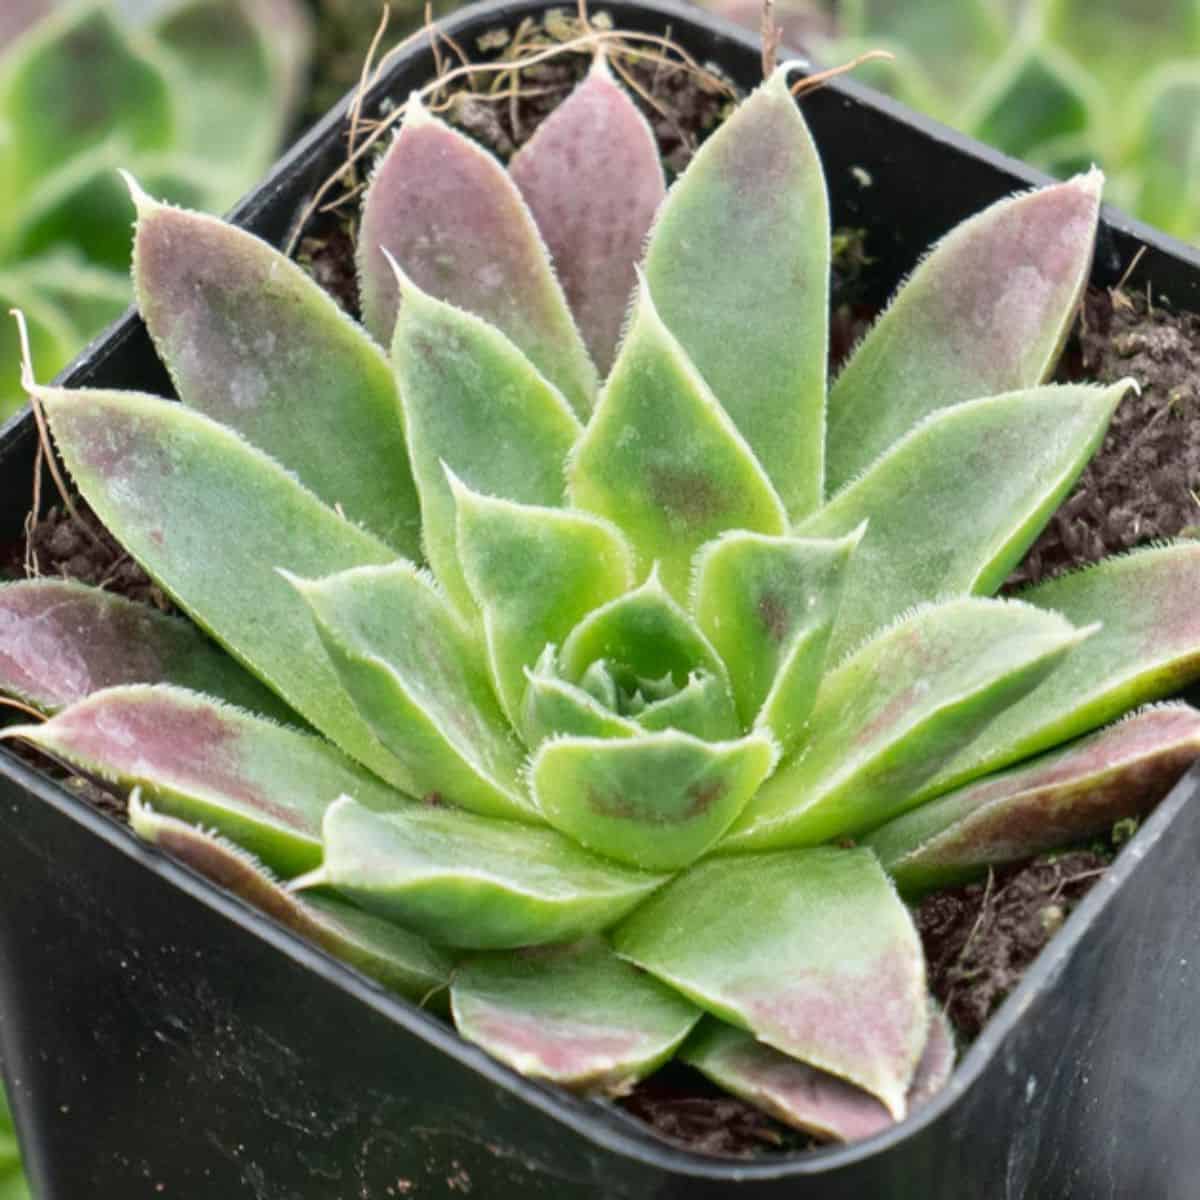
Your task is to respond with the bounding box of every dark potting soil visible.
[4,17,1196,1162]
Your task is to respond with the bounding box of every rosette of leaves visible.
[0,0,311,419]
[700,0,1200,244]
[7,56,1200,1143]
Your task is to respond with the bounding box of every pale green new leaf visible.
[802,382,1127,659]
[452,937,701,1094]
[723,598,1091,850]
[569,279,787,601]
[308,798,667,949]
[616,847,927,1119]
[643,65,829,518]
[290,563,533,822]
[532,729,777,871]
[389,269,581,615]
[454,481,635,726]
[521,647,642,746]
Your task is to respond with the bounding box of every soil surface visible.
[5,15,1200,1164]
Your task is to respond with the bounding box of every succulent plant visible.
[0,0,312,420]
[699,0,1200,244]
[0,1086,28,1200]
[7,54,1200,1144]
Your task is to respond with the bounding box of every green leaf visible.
[307,798,668,949]
[290,563,533,823]
[4,685,405,875]
[454,480,635,726]
[643,65,829,519]
[0,3,174,210]
[452,937,700,1094]
[868,704,1200,894]
[0,272,75,419]
[568,278,787,601]
[389,269,581,614]
[921,543,1200,798]
[826,175,1103,493]
[13,251,130,340]
[37,385,413,788]
[1131,67,1200,241]
[691,528,861,747]
[509,54,665,376]
[616,846,927,1118]
[631,670,741,741]
[357,96,596,417]
[0,579,295,720]
[723,598,1091,851]
[802,383,1126,660]
[131,188,422,558]
[129,793,451,1004]
[521,647,642,746]
[532,729,777,871]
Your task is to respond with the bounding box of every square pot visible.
[4,1,1200,1194]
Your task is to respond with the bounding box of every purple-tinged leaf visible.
[870,704,1200,892]
[723,598,1090,852]
[130,794,451,1004]
[453,480,635,726]
[616,846,927,1118]
[568,279,787,601]
[37,385,413,788]
[131,186,421,557]
[532,730,777,871]
[3,685,406,875]
[509,55,665,375]
[290,564,533,823]
[682,999,954,1141]
[691,528,861,748]
[826,172,1102,492]
[389,269,581,615]
[0,579,292,721]
[452,938,700,1095]
[306,798,667,950]
[921,543,1200,800]
[800,382,1127,660]
[643,65,829,519]
[357,96,596,416]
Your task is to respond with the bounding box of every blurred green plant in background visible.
[0,1087,28,1200]
[704,0,1200,246]
[0,0,313,420]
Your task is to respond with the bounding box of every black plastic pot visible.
[4,1,1200,1194]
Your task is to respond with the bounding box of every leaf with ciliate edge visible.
[309,798,668,949]
[691,528,860,747]
[129,795,451,1005]
[389,270,581,615]
[568,280,787,601]
[509,54,665,376]
[357,95,596,417]
[559,568,729,697]
[799,382,1126,660]
[290,564,533,823]
[870,703,1200,893]
[521,647,641,747]
[4,685,406,875]
[681,998,954,1142]
[643,65,829,519]
[0,579,294,721]
[919,543,1200,800]
[37,386,414,788]
[131,187,422,557]
[632,670,740,741]
[452,938,701,1095]
[454,480,635,726]
[722,598,1090,852]
[531,729,777,871]
[615,846,926,1119]
[825,172,1102,493]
